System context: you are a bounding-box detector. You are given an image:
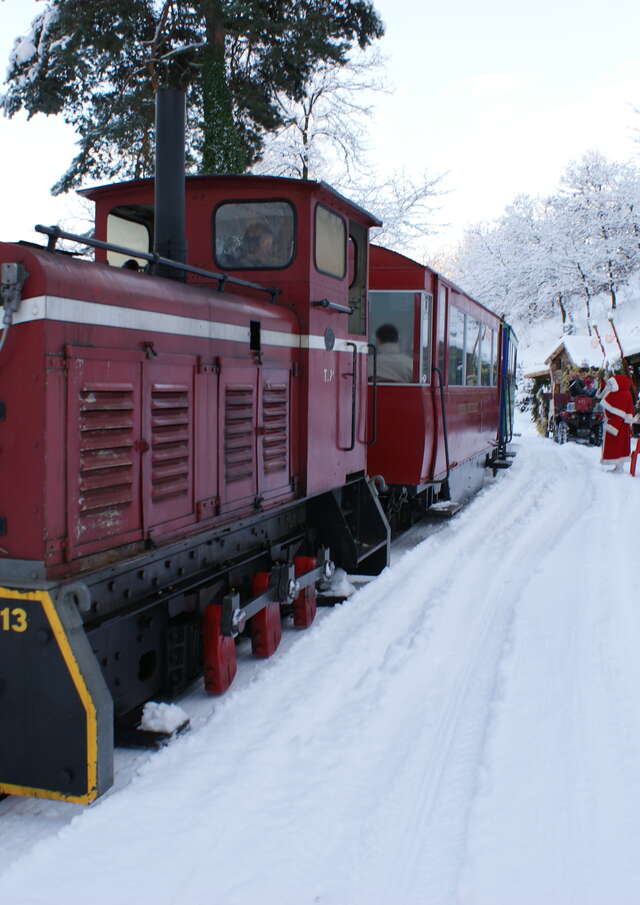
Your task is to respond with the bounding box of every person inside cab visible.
[238,221,275,267]
[374,323,414,383]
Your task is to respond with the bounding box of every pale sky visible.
[0,0,639,258]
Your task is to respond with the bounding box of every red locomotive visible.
[0,90,516,806]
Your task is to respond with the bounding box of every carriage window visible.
[214,201,294,269]
[493,329,501,383]
[448,307,465,385]
[437,285,447,379]
[315,205,346,279]
[107,213,150,268]
[368,291,417,383]
[480,325,493,386]
[420,293,433,384]
[465,318,481,386]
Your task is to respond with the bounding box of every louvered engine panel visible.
[219,367,257,511]
[66,358,143,558]
[259,372,291,496]
[143,363,194,529]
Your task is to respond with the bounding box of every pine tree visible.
[2,0,384,192]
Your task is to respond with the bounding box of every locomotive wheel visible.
[202,604,238,694]
[250,572,282,658]
[293,556,317,629]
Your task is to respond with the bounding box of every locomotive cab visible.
[84,175,375,339]
[84,175,380,495]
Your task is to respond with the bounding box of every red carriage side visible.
[367,246,505,518]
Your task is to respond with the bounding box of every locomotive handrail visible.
[339,341,358,452]
[367,343,378,446]
[34,225,281,301]
[312,298,353,314]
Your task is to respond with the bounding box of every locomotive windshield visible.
[214,201,295,269]
[315,205,346,279]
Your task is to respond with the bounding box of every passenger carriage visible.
[367,246,516,524]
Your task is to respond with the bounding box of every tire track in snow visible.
[458,445,640,905]
[369,438,596,905]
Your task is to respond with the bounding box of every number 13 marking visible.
[0,607,28,632]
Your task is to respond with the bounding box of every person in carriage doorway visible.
[374,323,414,382]
[599,368,637,472]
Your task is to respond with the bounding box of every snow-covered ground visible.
[2,414,640,905]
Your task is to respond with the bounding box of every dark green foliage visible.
[3,0,384,192]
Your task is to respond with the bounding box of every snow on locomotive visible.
[0,91,515,805]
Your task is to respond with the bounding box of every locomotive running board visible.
[0,587,113,803]
[427,501,463,519]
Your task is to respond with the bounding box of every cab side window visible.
[347,224,368,335]
[106,208,152,268]
[315,205,346,279]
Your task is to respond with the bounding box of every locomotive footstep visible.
[317,568,355,606]
[115,702,191,749]
[427,501,463,519]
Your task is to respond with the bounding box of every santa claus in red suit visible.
[599,373,636,471]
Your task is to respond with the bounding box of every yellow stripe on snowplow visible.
[0,586,98,805]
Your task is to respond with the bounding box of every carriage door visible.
[418,292,433,383]
[430,283,448,477]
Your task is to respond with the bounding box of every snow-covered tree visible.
[253,48,445,253]
[558,151,640,311]
[451,151,640,332]
[2,0,385,192]
[452,196,556,325]
[354,169,445,252]
[253,49,386,182]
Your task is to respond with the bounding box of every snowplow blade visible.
[0,587,113,803]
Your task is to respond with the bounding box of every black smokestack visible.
[154,87,187,279]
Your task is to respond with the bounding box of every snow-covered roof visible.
[537,325,640,372]
[544,336,604,368]
[523,365,549,379]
